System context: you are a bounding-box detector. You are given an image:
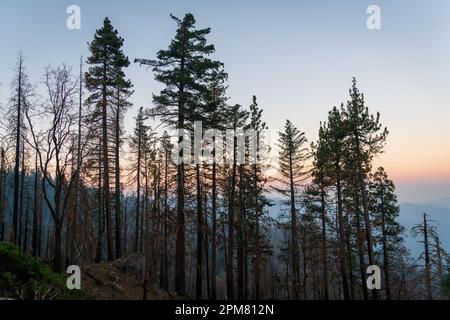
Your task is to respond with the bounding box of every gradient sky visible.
[1,0,449,203]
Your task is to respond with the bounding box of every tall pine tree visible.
[135,13,223,295]
[85,17,131,261]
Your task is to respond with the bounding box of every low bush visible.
[0,241,85,300]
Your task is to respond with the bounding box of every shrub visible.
[442,273,450,299]
[0,241,85,300]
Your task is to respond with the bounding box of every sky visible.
[0,0,449,203]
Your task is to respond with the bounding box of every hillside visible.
[81,255,184,300]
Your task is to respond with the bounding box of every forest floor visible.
[81,255,183,300]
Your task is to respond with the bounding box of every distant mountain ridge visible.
[266,195,450,259]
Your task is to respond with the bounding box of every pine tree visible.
[342,78,388,300]
[324,106,351,300]
[201,70,228,299]
[368,166,403,300]
[310,125,331,300]
[135,13,223,295]
[67,57,85,265]
[248,96,270,299]
[274,120,309,298]
[192,68,228,299]
[130,107,150,254]
[342,142,369,300]
[222,103,249,299]
[158,131,175,291]
[85,17,131,261]
[95,137,104,263]
[112,58,133,260]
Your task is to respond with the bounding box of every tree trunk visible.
[253,163,261,300]
[161,150,169,290]
[32,151,41,257]
[134,126,142,253]
[380,194,391,300]
[423,213,433,300]
[175,58,186,295]
[354,135,377,300]
[354,185,368,300]
[319,172,329,300]
[53,219,63,272]
[0,148,6,242]
[346,226,355,300]
[237,164,245,300]
[335,155,350,300]
[23,197,29,253]
[115,99,122,259]
[18,142,26,249]
[288,150,301,299]
[226,138,237,300]
[11,56,23,245]
[71,57,83,264]
[123,196,128,255]
[95,140,103,263]
[435,237,444,284]
[102,54,113,262]
[204,191,211,299]
[196,164,203,299]
[211,159,217,300]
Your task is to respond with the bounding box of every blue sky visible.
[1,0,450,202]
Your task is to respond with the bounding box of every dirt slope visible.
[81,254,183,300]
